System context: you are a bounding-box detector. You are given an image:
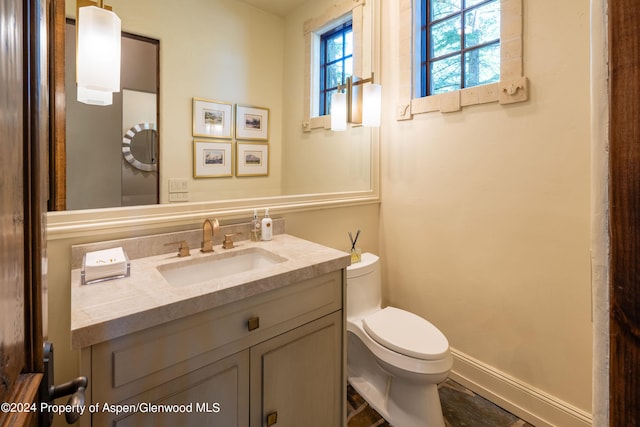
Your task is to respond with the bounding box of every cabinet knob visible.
[247,316,260,331]
[266,411,278,426]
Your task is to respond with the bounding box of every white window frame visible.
[302,0,366,131]
[314,15,353,118]
[397,0,527,119]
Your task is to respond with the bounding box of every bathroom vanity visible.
[70,229,350,427]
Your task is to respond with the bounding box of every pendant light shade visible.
[362,83,381,127]
[77,85,113,106]
[331,91,348,131]
[77,5,121,103]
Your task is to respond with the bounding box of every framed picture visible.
[236,105,269,140]
[236,142,269,177]
[193,98,233,139]
[193,140,233,178]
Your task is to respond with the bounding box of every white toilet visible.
[346,253,453,427]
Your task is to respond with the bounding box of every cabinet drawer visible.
[91,270,343,402]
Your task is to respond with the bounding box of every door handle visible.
[40,341,88,425]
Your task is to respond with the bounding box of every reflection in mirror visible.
[122,123,158,172]
[53,0,375,213]
[64,20,159,210]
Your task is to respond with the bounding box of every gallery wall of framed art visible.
[192,98,270,179]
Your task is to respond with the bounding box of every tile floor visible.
[347,379,535,427]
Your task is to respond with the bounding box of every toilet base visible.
[348,331,447,427]
[349,376,445,427]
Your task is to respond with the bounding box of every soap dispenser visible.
[261,208,273,241]
[251,209,261,241]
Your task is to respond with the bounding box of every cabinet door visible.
[95,350,249,427]
[250,312,343,427]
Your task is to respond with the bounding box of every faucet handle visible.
[222,234,236,249]
[165,240,190,257]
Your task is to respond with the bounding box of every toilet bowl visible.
[346,253,452,427]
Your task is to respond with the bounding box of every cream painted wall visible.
[380,0,592,414]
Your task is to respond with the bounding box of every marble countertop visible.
[70,234,350,349]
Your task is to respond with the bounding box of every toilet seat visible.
[362,307,449,360]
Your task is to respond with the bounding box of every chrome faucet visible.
[201,218,219,253]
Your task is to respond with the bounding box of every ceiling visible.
[238,0,309,17]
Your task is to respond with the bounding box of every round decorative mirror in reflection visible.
[122,122,158,172]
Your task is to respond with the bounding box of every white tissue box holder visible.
[81,247,131,285]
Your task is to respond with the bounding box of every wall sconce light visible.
[76,0,121,106]
[330,73,381,131]
[330,91,348,131]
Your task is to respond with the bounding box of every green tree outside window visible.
[423,0,500,96]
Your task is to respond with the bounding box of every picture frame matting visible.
[193,98,234,139]
[235,105,269,140]
[193,139,233,178]
[236,142,269,176]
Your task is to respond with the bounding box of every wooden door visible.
[0,0,49,425]
[609,0,640,424]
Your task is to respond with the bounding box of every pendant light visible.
[76,1,121,106]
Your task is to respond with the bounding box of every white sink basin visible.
[157,247,287,287]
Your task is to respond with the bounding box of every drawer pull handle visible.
[266,411,278,426]
[247,316,260,331]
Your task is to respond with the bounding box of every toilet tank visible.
[346,252,382,319]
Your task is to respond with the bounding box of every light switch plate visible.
[168,178,188,193]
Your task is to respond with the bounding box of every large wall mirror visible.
[64,20,160,210]
[49,0,379,230]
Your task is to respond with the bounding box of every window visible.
[396,0,526,118]
[421,0,500,97]
[319,21,353,116]
[302,0,367,131]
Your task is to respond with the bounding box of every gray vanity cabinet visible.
[80,270,345,427]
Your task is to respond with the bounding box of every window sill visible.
[302,115,330,132]
[397,76,528,120]
[396,0,525,120]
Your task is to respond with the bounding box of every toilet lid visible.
[362,307,449,360]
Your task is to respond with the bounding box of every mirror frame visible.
[122,122,158,172]
[47,0,380,240]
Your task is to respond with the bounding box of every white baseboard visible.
[449,348,592,427]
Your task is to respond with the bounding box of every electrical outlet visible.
[169,192,188,202]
